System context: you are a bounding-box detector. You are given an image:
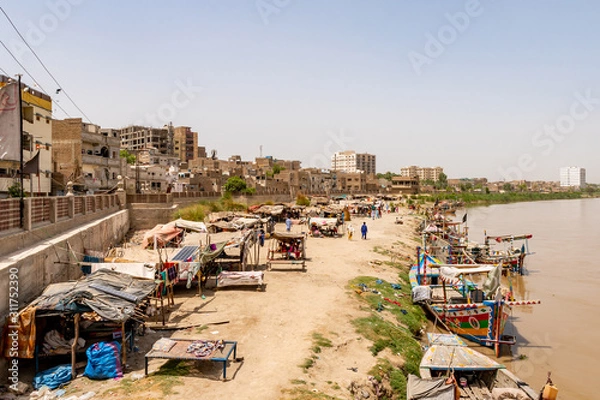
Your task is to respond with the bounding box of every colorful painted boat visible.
[410,252,539,357]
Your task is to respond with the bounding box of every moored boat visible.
[410,252,540,357]
[408,333,543,399]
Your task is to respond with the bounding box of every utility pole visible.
[17,74,24,227]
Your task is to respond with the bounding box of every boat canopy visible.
[421,344,505,371]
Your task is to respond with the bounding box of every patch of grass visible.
[106,361,187,397]
[331,383,341,390]
[370,359,408,399]
[173,203,208,221]
[299,356,317,372]
[311,333,333,354]
[291,379,307,385]
[280,387,341,400]
[349,275,425,400]
[195,325,208,334]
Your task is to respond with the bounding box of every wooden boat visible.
[410,252,540,357]
[469,234,533,275]
[408,333,541,399]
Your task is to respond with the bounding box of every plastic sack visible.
[84,341,123,380]
[33,364,72,389]
[412,285,432,303]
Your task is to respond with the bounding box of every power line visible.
[0,65,10,76]
[0,40,72,118]
[0,6,92,123]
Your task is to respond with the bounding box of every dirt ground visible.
[43,210,421,400]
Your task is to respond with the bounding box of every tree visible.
[296,193,310,206]
[376,171,399,181]
[7,182,23,198]
[502,182,513,192]
[272,164,285,175]
[120,149,136,165]
[223,176,248,193]
[434,172,448,190]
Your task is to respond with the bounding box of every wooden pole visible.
[71,314,80,378]
[121,321,127,366]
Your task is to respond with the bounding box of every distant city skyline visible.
[1,2,599,182]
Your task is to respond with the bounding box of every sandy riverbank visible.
[51,210,422,400]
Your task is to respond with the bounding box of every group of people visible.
[347,222,368,240]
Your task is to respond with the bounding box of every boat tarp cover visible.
[421,345,504,371]
[28,269,157,322]
[407,375,455,400]
[427,333,467,347]
[439,265,495,285]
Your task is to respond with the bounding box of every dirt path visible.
[65,211,420,400]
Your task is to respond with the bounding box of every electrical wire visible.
[0,65,10,76]
[0,40,72,118]
[0,6,92,123]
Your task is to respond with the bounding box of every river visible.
[463,198,599,399]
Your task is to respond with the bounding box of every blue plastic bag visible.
[84,341,123,379]
[33,364,72,389]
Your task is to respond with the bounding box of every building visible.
[400,166,444,182]
[390,176,420,194]
[560,167,586,188]
[52,119,122,193]
[0,75,53,196]
[173,126,198,163]
[118,124,173,155]
[331,151,376,175]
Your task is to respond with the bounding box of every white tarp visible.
[217,271,264,287]
[438,265,495,284]
[174,218,208,232]
[407,375,455,400]
[308,217,339,227]
[412,285,432,303]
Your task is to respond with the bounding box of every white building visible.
[330,150,376,175]
[560,167,586,188]
[400,166,444,182]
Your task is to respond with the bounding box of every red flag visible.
[0,82,21,161]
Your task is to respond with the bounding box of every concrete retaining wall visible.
[128,194,293,230]
[0,210,130,320]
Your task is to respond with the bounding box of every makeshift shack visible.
[307,217,341,237]
[267,232,307,270]
[3,269,156,378]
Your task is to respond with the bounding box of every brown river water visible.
[460,198,600,399]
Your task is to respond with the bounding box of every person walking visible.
[347,223,354,240]
[285,216,292,232]
[361,222,368,240]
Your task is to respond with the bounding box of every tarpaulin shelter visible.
[141,223,183,248]
[3,269,156,377]
[267,232,306,270]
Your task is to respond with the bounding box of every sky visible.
[1,1,599,182]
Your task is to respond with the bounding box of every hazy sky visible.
[1,1,599,182]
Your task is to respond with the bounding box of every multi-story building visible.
[391,176,420,194]
[0,75,53,196]
[400,165,444,182]
[331,151,376,175]
[560,167,586,188]
[118,124,173,155]
[173,126,198,163]
[52,119,122,193]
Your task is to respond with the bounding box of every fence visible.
[0,194,121,234]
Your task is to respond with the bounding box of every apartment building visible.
[0,75,53,196]
[52,119,121,193]
[560,167,586,188]
[331,151,376,175]
[400,165,444,181]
